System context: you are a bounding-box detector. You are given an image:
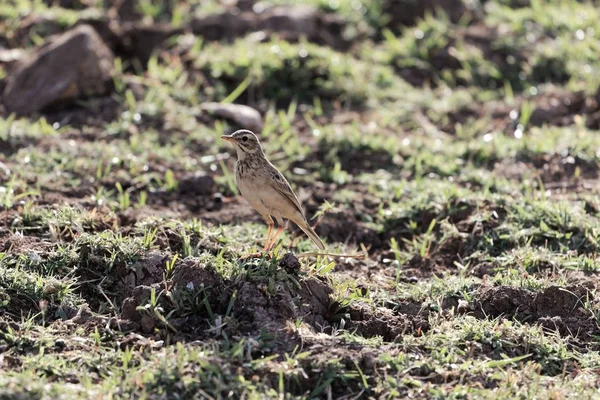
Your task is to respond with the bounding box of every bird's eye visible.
[242,136,249,142]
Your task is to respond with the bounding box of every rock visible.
[3,24,114,115]
[201,102,263,132]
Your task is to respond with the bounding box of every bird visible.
[221,129,325,254]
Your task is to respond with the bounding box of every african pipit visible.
[221,129,325,253]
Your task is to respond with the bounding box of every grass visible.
[193,37,402,107]
[1,0,600,398]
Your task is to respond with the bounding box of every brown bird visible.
[221,129,325,253]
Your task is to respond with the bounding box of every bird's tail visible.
[292,217,326,250]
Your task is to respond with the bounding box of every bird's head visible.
[221,129,263,159]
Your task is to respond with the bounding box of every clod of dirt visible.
[279,253,301,274]
[170,260,222,290]
[532,153,599,184]
[3,24,114,115]
[201,102,263,133]
[190,12,254,42]
[121,255,223,294]
[532,285,591,318]
[297,277,332,327]
[475,286,535,318]
[190,5,348,50]
[346,304,428,342]
[120,260,226,334]
[121,252,169,290]
[233,276,333,339]
[474,285,599,339]
[121,285,155,322]
[140,315,156,334]
[236,0,254,11]
[258,6,345,49]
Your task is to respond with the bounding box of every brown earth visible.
[473,285,599,340]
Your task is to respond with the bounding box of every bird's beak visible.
[221,135,234,142]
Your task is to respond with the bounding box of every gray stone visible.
[201,102,263,132]
[3,24,114,114]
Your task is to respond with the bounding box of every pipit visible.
[221,129,325,254]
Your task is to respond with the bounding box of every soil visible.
[473,285,599,340]
[345,302,430,342]
[102,251,336,351]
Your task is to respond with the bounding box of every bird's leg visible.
[267,218,286,251]
[267,227,283,251]
[240,216,274,260]
[262,217,275,252]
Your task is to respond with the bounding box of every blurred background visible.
[2,0,600,259]
[2,0,599,218]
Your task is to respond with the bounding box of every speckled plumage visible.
[222,129,325,251]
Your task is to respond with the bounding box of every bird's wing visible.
[264,163,305,217]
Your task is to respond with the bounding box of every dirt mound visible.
[232,275,332,340]
[529,153,599,184]
[118,254,334,346]
[0,234,49,253]
[344,302,429,342]
[474,285,598,339]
